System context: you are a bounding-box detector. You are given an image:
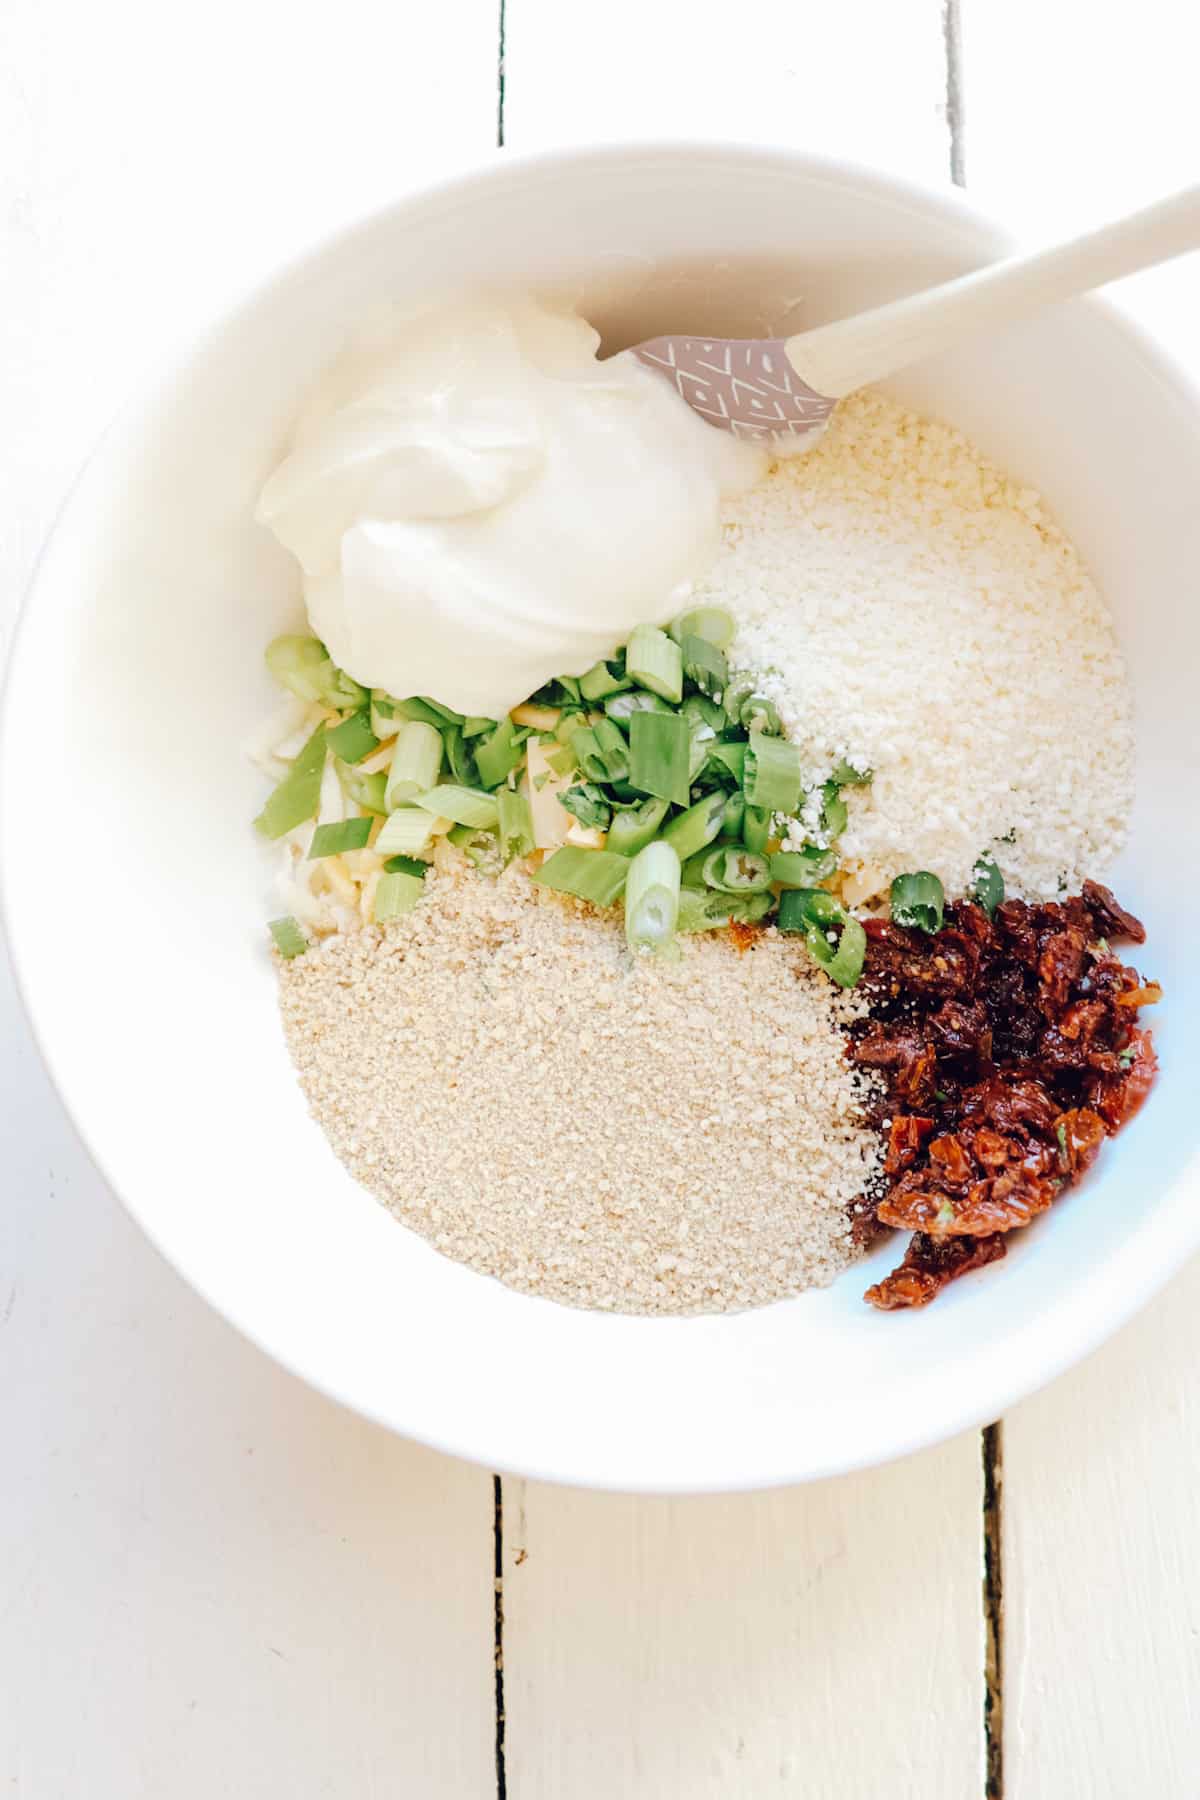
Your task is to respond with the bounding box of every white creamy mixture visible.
[257,300,763,719]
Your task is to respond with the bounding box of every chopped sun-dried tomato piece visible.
[865,1232,1007,1311]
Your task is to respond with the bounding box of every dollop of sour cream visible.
[256,300,765,720]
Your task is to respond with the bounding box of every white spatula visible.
[633,184,1200,442]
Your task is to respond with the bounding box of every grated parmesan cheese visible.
[697,390,1133,902]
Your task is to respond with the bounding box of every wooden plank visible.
[503,1441,984,1799]
[504,0,951,174]
[960,4,1200,1793]
[0,944,497,1798]
[0,4,500,1794]
[499,12,988,1797]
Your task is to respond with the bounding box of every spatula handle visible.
[784,184,1200,399]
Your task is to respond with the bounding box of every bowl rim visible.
[4,136,1200,1493]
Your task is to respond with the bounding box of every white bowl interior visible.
[4,147,1199,1491]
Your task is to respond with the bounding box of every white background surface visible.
[3,1,1198,1793]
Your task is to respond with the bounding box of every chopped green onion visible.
[446,824,480,848]
[741,694,781,735]
[743,735,802,815]
[819,781,848,841]
[806,915,867,987]
[375,808,440,856]
[777,890,865,986]
[680,634,728,698]
[560,784,612,831]
[325,708,380,765]
[413,785,499,830]
[579,658,631,701]
[607,796,670,857]
[309,816,373,858]
[660,791,727,861]
[669,605,736,650]
[723,677,756,720]
[678,888,772,932]
[532,847,629,907]
[742,805,771,855]
[701,846,772,893]
[830,758,872,786]
[972,853,1005,919]
[604,688,673,727]
[370,694,401,740]
[384,854,428,877]
[497,787,535,861]
[682,692,727,735]
[570,726,605,780]
[442,725,479,788]
[770,847,837,887]
[268,915,308,959]
[463,716,495,738]
[629,710,691,807]
[417,696,464,726]
[254,724,327,839]
[388,696,457,728]
[266,635,366,709]
[374,870,425,921]
[707,740,746,786]
[890,871,945,933]
[626,623,683,703]
[474,718,523,789]
[591,718,631,783]
[265,634,329,701]
[624,841,681,956]
[385,720,444,810]
[686,720,717,784]
[556,676,582,704]
[721,791,745,839]
[777,887,842,931]
[340,767,388,815]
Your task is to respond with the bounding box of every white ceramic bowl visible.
[3,144,1198,1492]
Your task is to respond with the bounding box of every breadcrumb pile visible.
[279,861,880,1314]
[699,390,1133,902]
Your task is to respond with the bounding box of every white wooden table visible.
[3,3,1198,1793]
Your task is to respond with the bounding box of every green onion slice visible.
[743,735,802,815]
[680,634,728,698]
[268,915,308,958]
[770,847,837,887]
[532,847,630,907]
[721,791,745,839]
[374,870,425,922]
[972,853,1005,918]
[375,809,440,856]
[624,840,681,956]
[700,846,772,893]
[806,916,867,987]
[309,816,373,858]
[660,791,727,861]
[325,708,380,766]
[412,785,499,830]
[385,720,444,809]
[473,718,524,789]
[626,623,684,704]
[707,740,746,786]
[742,804,771,855]
[604,688,673,727]
[579,658,631,701]
[777,887,844,931]
[819,780,849,841]
[606,796,670,857]
[890,870,945,933]
[497,787,535,862]
[830,758,872,786]
[340,767,388,815]
[669,605,736,650]
[591,717,631,783]
[254,724,327,839]
[629,710,692,807]
[741,694,782,735]
[383,854,428,877]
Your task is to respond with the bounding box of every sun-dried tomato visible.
[851,885,1159,1310]
[884,1114,935,1176]
[864,1232,1007,1311]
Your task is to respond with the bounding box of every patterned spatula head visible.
[632,336,835,442]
